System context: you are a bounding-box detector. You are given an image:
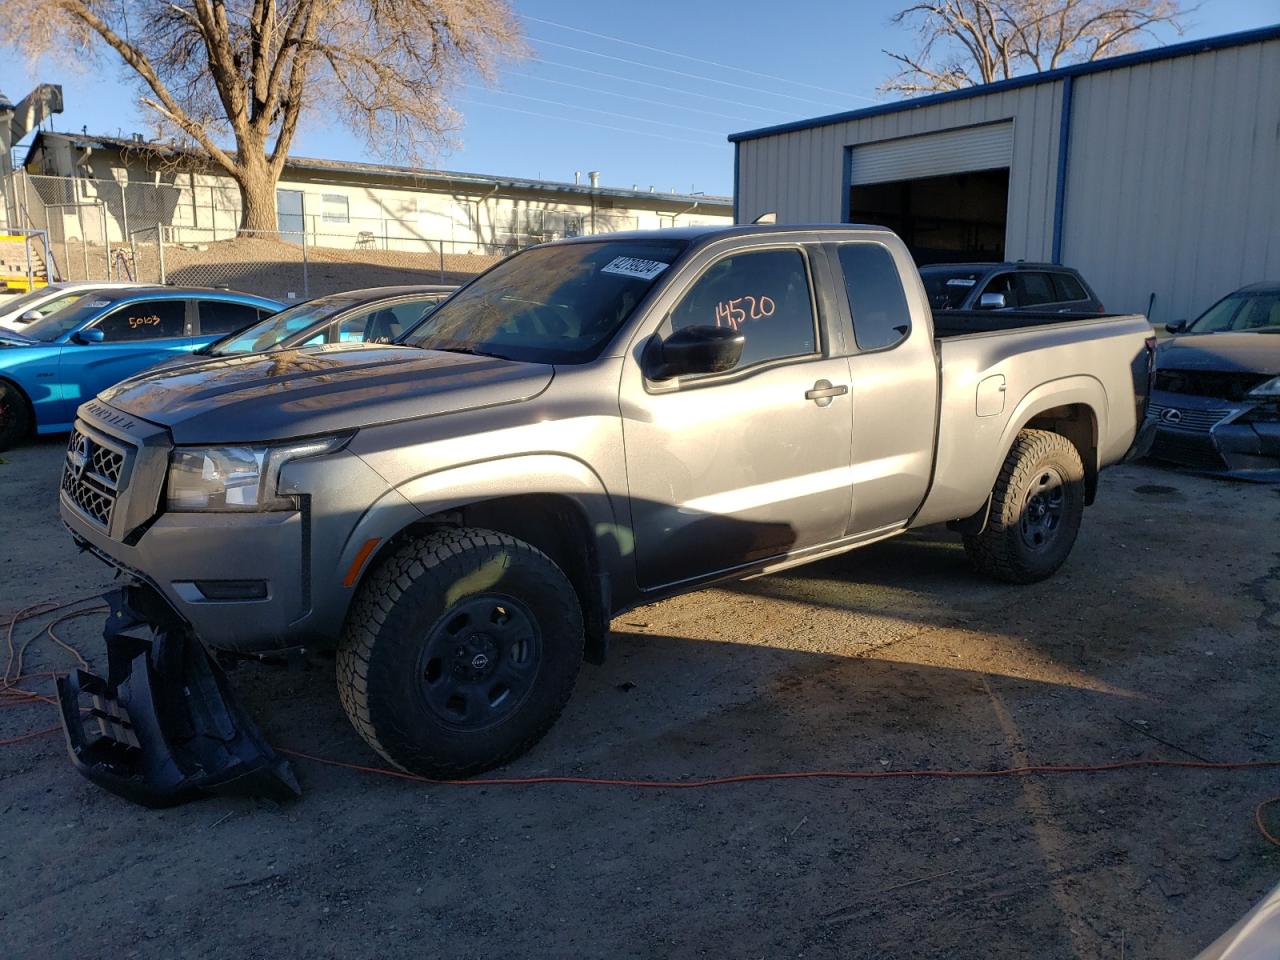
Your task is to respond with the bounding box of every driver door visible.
[60,298,193,411]
[620,243,854,590]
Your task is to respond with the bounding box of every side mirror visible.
[1165,319,1187,334]
[18,310,42,323]
[978,292,1007,310]
[72,328,105,344]
[648,325,745,380]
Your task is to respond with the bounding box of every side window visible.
[93,300,186,342]
[668,248,816,371]
[335,299,441,344]
[1051,273,1088,302]
[837,244,912,351]
[982,273,1018,308]
[199,300,265,335]
[1014,272,1057,307]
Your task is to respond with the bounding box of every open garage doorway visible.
[849,167,1009,264]
[846,121,1013,265]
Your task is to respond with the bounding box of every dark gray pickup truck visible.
[55,225,1156,805]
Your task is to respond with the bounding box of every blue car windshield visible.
[402,239,687,364]
[207,295,359,355]
[21,296,120,342]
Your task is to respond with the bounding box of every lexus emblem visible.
[1160,408,1183,425]
[69,436,90,478]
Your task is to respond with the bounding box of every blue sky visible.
[2,0,1276,196]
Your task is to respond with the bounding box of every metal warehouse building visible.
[730,24,1280,326]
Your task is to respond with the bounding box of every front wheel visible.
[336,528,584,778]
[963,429,1086,584]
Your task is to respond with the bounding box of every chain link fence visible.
[1,171,557,299]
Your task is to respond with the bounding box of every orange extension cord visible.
[5,594,1280,845]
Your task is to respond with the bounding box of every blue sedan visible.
[0,287,281,449]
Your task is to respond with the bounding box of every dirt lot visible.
[2,437,1278,959]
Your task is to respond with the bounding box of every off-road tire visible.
[336,528,584,778]
[963,429,1086,584]
[0,381,32,452]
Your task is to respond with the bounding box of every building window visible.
[321,194,349,224]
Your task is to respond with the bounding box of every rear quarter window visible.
[837,244,912,351]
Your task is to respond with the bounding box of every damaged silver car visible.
[1149,282,1280,480]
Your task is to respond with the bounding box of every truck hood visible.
[99,343,554,444]
[1157,332,1280,375]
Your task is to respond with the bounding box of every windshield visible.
[207,296,360,355]
[1187,292,1280,334]
[919,268,985,310]
[1,287,66,316]
[20,295,120,342]
[402,239,688,364]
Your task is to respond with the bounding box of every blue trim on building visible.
[732,142,740,223]
[840,145,853,223]
[1051,75,1075,264]
[728,23,1280,143]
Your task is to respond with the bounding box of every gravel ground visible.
[2,437,1278,959]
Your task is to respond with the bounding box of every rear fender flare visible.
[991,375,1106,490]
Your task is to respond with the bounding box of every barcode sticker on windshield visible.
[946,278,977,287]
[601,257,670,280]
[86,299,113,307]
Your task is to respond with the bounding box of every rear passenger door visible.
[828,242,939,534]
[62,298,194,405]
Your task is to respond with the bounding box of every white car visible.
[0,281,147,331]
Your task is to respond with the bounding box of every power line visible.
[532,37,848,110]
[512,72,760,124]
[465,85,725,138]
[536,58,799,118]
[525,15,879,104]
[453,98,728,151]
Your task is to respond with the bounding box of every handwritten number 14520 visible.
[714,295,775,330]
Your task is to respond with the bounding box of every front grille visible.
[1149,431,1228,471]
[1147,401,1233,433]
[61,428,129,529]
[1154,369,1271,402]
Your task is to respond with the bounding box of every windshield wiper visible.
[416,343,509,360]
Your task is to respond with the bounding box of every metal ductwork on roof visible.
[0,83,64,175]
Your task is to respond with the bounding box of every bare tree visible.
[883,0,1190,95]
[3,1,524,232]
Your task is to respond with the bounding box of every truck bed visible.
[911,310,1154,527]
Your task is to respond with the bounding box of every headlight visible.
[166,435,348,512]
[1247,375,1280,399]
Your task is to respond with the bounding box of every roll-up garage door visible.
[848,121,1013,186]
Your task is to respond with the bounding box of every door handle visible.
[805,380,848,407]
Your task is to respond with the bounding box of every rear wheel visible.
[0,381,31,452]
[963,429,1086,584]
[336,528,584,777]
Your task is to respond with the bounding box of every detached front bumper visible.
[56,585,300,807]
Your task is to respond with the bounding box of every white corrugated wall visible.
[1061,39,1280,324]
[734,80,1063,262]
[733,33,1280,324]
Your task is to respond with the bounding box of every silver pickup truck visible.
[56,225,1156,804]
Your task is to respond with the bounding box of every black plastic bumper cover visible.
[55,585,301,808]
